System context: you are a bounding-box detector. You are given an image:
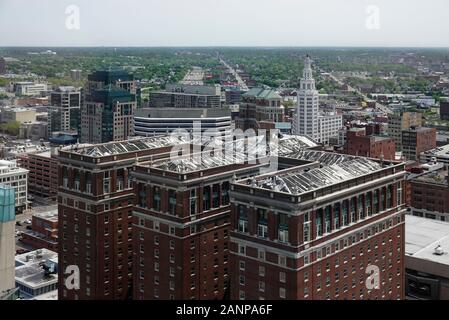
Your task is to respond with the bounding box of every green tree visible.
[1,120,20,136]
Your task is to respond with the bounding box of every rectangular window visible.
[153,187,161,211]
[203,186,210,211]
[278,214,289,242]
[257,209,268,238]
[280,272,286,283]
[258,224,268,238]
[221,182,230,205]
[279,287,286,299]
[238,205,248,233]
[168,190,177,215]
[212,184,220,208]
[189,189,197,215]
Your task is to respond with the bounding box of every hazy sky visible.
[1,0,449,47]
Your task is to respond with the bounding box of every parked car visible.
[16,249,29,255]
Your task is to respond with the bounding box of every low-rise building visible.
[0,160,28,213]
[408,166,449,222]
[0,107,36,124]
[405,215,449,300]
[421,144,449,168]
[402,127,437,161]
[13,82,48,96]
[345,128,396,160]
[15,249,58,299]
[20,208,58,251]
[18,150,58,200]
[19,121,48,140]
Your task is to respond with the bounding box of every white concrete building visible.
[13,82,47,96]
[318,112,343,145]
[134,108,233,139]
[293,55,319,141]
[0,160,28,212]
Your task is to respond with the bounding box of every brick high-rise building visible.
[131,148,304,300]
[57,136,187,300]
[402,127,437,161]
[230,151,407,300]
[345,128,396,160]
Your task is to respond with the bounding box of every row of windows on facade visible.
[62,168,132,194]
[238,248,401,299]
[239,284,401,300]
[236,214,401,269]
[138,214,229,237]
[140,244,229,266]
[138,182,230,215]
[61,195,133,213]
[0,175,27,181]
[236,184,401,244]
[138,265,229,291]
[303,216,402,265]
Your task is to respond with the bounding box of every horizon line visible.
[1,45,449,50]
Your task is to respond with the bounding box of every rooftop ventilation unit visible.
[434,245,444,256]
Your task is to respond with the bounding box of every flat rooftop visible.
[15,249,58,289]
[242,157,385,195]
[413,168,448,185]
[34,208,58,222]
[422,144,449,158]
[406,215,449,265]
